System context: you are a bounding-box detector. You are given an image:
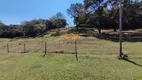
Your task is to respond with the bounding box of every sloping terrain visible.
[0,28,142,80]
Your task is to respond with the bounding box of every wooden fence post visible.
[43,42,47,57]
[75,40,78,61]
[24,42,26,53]
[7,43,9,53]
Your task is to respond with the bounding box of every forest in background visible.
[0,0,142,38]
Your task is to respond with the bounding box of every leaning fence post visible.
[75,40,78,61]
[43,42,47,57]
[7,43,9,53]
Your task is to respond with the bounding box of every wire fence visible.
[0,36,141,56]
[2,38,119,55]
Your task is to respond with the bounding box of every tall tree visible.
[67,3,84,30]
[84,0,107,33]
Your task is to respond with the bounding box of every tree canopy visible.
[0,12,67,38]
[67,0,142,33]
[0,1,142,38]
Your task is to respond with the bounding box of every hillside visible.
[0,28,142,80]
[0,28,142,54]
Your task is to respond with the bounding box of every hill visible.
[0,28,142,80]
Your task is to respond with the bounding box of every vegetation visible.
[0,12,67,38]
[49,12,67,36]
[67,0,142,33]
[0,1,142,38]
[0,53,142,80]
[67,3,84,30]
[0,31,142,80]
[0,0,142,80]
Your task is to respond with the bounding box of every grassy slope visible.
[0,28,142,80]
[0,53,142,80]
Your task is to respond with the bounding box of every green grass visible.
[1,36,142,55]
[0,53,142,80]
[0,29,142,80]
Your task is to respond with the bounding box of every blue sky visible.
[0,0,83,26]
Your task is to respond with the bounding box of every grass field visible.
[0,29,142,80]
[0,53,142,80]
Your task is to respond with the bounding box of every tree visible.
[22,19,46,37]
[83,0,142,33]
[0,21,4,35]
[121,1,142,29]
[0,21,5,37]
[106,0,119,32]
[50,12,67,28]
[106,0,142,30]
[0,21,4,27]
[67,3,84,30]
[0,24,24,38]
[49,12,67,36]
[84,0,108,33]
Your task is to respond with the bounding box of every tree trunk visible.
[98,28,101,34]
[114,28,117,32]
[76,26,79,31]
[76,25,79,33]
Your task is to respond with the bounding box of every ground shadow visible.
[122,58,142,67]
[94,33,142,42]
[67,28,142,42]
[67,28,96,35]
[120,55,142,67]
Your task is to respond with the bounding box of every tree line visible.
[67,0,142,33]
[0,0,142,38]
[0,12,67,38]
